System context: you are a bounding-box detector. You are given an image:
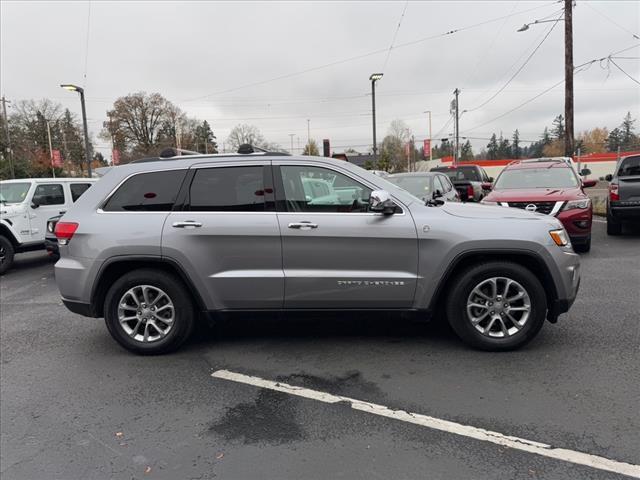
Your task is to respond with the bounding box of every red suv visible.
[481,158,596,252]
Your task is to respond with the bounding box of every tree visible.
[102,92,175,160]
[486,134,499,160]
[552,114,565,140]
[620,111,637,147]
[460,140,474,160]
[607,127,623,152]
[302,139,319,155]
[193,120,217,154]
[497,134,511,159]
[226,123,273,152]
[576,127,608,154]
[512,129,521,158]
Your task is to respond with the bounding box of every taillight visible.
[54,222,79,245]
[467,185,474,198]
[609,183,619,201]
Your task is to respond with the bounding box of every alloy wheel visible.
[117,285,175,343]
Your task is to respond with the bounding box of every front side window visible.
[494,166,579,189]
[103,170,185,212]
[188,166,266,212]
[280,165,372,213]
[33,184,64,205]
[70,183,92,202]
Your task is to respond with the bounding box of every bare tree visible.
[226,124,266,151]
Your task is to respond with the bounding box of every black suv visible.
[606,154,640,235]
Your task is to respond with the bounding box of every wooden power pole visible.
[564,0,574,158]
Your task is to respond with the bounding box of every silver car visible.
[54,153,581,354]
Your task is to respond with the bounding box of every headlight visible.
[47,221,55,233]
[562,198,590,211]
[549,229,570,247]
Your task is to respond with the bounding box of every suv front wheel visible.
[445,262,547,351]
[104,269,195,355]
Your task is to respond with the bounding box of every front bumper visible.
[544,246,581,321]
[556,207,592,237]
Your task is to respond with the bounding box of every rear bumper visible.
[62,299,98,317]
[44,236,59,256]
[609,203,640,221]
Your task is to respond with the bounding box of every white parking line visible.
[212,369,640,479]
[592,218,607,224]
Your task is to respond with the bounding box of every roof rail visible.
[237,143,291,156]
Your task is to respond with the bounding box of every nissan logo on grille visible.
[525,204,538,212]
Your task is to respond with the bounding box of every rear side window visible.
[188,166,266,212]
[103,171,185,212]
[70,183,92,202]
[33,184,64,205]
[618,156,640,177]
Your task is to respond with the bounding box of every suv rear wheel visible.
[0,236,15,275]
[104,269,195,355]
[445,262,547,351]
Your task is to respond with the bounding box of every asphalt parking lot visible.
[1,221,639,480]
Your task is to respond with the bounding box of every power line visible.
[462,44,640,133]
[465,10,563,113]
[583,2,640,40]
[609,58,640,85]
[82,1,92,87]
[381,1,409,73]
[180,1,557,103]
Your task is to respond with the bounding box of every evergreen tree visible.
[194,120,217,153]
[497,134,511,159]
[486,134,499,160]
[607,127,623,152]
[460,140,473,160]
[552,115,565,140]
[620,111,638,149]
[512,129,521,158]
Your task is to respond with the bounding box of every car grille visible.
[506,201,558,215]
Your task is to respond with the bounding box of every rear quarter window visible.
[102,170,186,212]
[618,156,640,177]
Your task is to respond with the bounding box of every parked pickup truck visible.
[605,154,640,235]
[430,165,492,202]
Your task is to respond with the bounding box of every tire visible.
[445,261,547,351]
[104,268,195,355]
[0,235,15,275]
[606,211,622,236]
[573,235,591,253]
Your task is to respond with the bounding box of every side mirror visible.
[481,182,493,191]
[605,174,613,182]
[369,190,397,215]
[582,179,597,188]
[31,198,40,209]
[580,168,591,176]
[432,189,443,199]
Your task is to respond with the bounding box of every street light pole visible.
[369,73,383,162]
[289,133,295,154]
[61,84,92,178]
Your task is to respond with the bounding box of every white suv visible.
[0,177,96,274]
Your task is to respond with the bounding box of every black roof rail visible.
[237,143,291,156]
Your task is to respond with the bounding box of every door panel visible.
[161,163,283,310]
[275,164,419,309]
[30,183,66,240]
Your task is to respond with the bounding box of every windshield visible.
[494,167,578,189]
[433,166,480,182]
[618,156,640,177]
[0,182,31,203]
[387,176,432,199]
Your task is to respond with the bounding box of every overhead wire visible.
[465,10,563,113]
[380,1,409,73]
[583,2,640,41]
[180,1,558,103]
[608,58,640,85]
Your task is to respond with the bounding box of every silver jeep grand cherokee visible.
[54,152,580,354]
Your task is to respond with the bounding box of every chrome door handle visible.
[172,220,203,228]
[288,222,318,230]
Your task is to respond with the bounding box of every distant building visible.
[332,152,375,168]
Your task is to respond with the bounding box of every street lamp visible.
[60,84,92,178]
[369,73,383,162]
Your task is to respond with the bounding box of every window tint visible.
[439,175,452,192]
[70,183,92,202]
[618,156,640,177]
[103,171,185,211]
[280,165,372,213]
[33,184,64,205]
[188,166,266,212]
[433,176,444,193]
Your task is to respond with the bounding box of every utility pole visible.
[289,133,295,154]
[1,96,15,178]
[564,0,574,158]
[453,88,460,166]
[46,121,55,178]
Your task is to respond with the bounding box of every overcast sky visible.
[1,0,639,158]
